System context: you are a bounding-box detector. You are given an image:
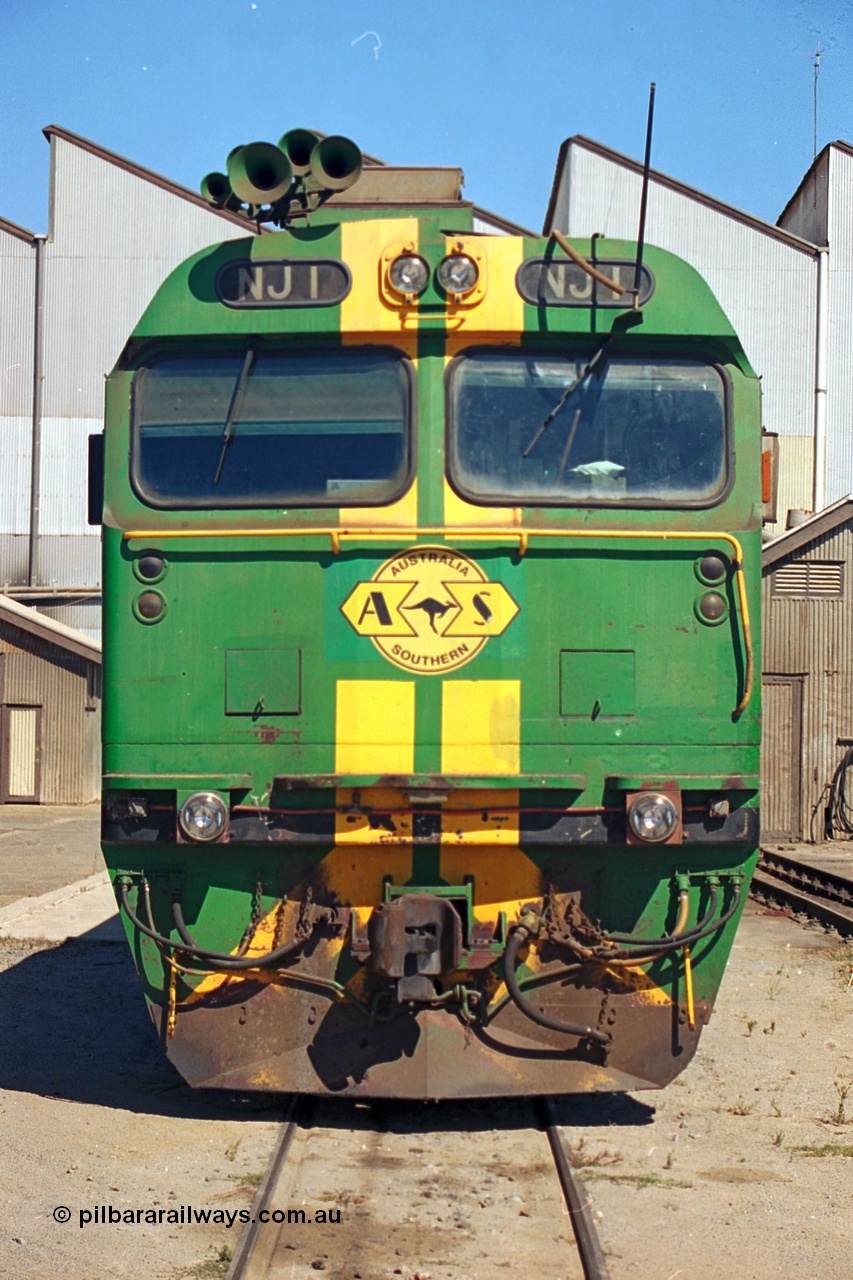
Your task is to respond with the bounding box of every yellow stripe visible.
[442,237,524,525]
[340,218,420,341]
[343,478,418,529]
[441,680,520,775]
[445,235,525,353]
[335,679,415,774]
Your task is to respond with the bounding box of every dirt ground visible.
[0,900,851,1280]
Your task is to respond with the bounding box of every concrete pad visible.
[0,870,124,942]
[0,803,102,909]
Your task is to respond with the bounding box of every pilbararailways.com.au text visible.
[60,1205,341,1229]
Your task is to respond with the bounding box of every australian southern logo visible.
[341,546,519,674]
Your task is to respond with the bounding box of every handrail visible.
[122,524,754,717]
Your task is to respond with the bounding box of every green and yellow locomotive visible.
[95,132,761,1097]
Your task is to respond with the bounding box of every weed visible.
[174,1246,233,1280]
[791,1143,853,1157]
[763,1021,776,1035]
[772,1132,784,1147]
[568,1136,623,1169]
[728,1098,755,1116]
[664,1152,674,1170]
[224,1138,242,1163]
[829,1079,852,1126]
[770,1098,782,1118]
[766,979,784,1000]
[829,947,853,987]
[746,1019,757,1036]
[236,1171,263,1190]
[580,1171,693,1189]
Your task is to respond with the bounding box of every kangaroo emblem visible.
[404,597,454,634]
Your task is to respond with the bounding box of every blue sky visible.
[2,0,852,236]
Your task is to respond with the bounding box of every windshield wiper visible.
[213,347,255,485]
[522,339,611,459]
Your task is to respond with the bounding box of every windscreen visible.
[132,349,412,508]
[448,352,728,506]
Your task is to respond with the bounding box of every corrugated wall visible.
[33,138,252,600]
[824,148,853,505]
[762,523,853,841]
[0,226,36,588]
[778,150,829,246]
[558,144,819,538]
[0,622,100,803]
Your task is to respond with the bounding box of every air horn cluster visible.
[201,129,363,225]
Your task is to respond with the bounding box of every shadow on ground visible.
[0,934,280,1122]
[0,934,656,1133]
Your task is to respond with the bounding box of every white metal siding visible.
[777,151,829,246]
[824,148,853,505]
[0,228,35,418]
[0,230,36,588]
[560,146,819,450]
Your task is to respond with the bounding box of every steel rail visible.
[539,1097,613,1280]
[750,865,853,939]
[225,1095,310,1280]
[759,849,853,909]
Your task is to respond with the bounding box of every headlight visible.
[388,254,429,296]
[627,793,679,844]
[437,253,479,295]
[179,792,229,842]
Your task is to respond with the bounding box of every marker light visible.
[179,792,229,843]
[388,254,430,297]
[627,793,679,844]
[696,591,728,623]
[698,554,728,583]
[437,253,479,295]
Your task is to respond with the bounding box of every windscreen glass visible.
[448,352,727,506]
[132,349,412,508]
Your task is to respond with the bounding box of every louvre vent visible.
[773,560,844,597]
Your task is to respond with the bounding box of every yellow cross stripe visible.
[441,680,520,775]
[342,477,418,530]
[444,235,525,352]
[340,218,421,338]
[335,679,415,774]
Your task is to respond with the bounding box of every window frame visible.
[444,345,735,511]
[128,343,417,511]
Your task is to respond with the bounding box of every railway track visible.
[751,848,853,938]
[226,1094,610,1280]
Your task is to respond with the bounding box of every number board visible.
[516,258,654,308]
[215,259,352,309]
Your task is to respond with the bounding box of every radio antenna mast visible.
[813,41,821,158]
[632,82,656,310]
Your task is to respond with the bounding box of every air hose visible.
[503,926,612,1046]
[117,878,318,971]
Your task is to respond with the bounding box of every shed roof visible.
[762,495,853,569]
[0,214,37,244]
[42,126,535,239]
[0,595,102,663]
[777,140,853,228]
[544,135,819,255]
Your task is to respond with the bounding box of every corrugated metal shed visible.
[0,594,101,804]
[762,499,853,841]
[2,126,531,618]
[0,219,36,588]
[544,137,820,538]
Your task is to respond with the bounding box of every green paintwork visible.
[99,202,761,1097]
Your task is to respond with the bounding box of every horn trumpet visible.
[226,142,293,205]
[309,135,363,192]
